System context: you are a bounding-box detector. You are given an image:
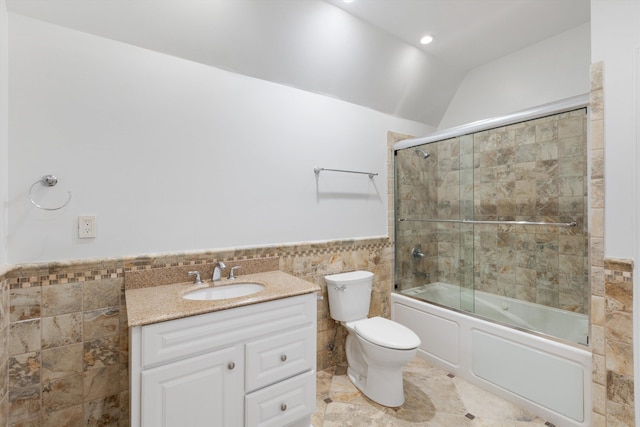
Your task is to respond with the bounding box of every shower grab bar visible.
[314,166,378,179]
[398,218,577,227]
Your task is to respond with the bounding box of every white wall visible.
[0,0,8,267]
[590,1,640,423]
[7,0,465,127]
[7,14,432,264]
[591,0,640,259]
[438,23,591,130]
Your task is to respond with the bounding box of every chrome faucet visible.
[212,261,226,281]
[228,266,241,280]
[188,271,203,284]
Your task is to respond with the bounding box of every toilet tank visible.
[325,270,373,322]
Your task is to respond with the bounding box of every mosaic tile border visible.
[1,237,392,289]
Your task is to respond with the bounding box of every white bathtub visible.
[401,282,589,345]
[392,289,592,427]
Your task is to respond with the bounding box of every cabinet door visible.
[142,345,244,427]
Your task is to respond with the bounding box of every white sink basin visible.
[183,283,265,301]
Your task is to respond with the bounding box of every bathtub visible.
[401,282,589,345]
[391,287,592,427]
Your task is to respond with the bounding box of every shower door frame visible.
[393,94,591,345]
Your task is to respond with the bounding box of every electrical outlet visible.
[78,215,97,239]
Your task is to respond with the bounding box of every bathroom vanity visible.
[127,271,319,427]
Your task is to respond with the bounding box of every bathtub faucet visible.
[412,246,425,260]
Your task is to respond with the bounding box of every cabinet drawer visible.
[141,294,315,368]
[246,325,315,392]
[245,370,315,427]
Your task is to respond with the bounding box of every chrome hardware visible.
[213,261,226,281]
[229,266,241,280]
[28,175,72,211]
[413,271,430,279]
[280,404,287,412]
[317,295,324,301]
[188,271,202,284]
[228,362,235,370]
[399,218,577,227]
[334,285,346,292]
[280,355,287,362]
[412,246,425,259]
[314,166,378,179]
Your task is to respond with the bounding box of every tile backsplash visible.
[0,236,392,426]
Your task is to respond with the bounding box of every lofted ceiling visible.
[324,0,590,71]
[6,0,590,127]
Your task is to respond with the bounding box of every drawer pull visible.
[228,362,236,370]
[280,404,287,412]
[280,355,287,362]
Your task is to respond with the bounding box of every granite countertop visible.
[125,270,320,327]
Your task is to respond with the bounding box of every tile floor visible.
[312,357,553,427]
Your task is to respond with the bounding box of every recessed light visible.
[420,35,434,45]
[343,0,354,3]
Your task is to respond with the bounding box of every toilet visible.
[325,270,420,407]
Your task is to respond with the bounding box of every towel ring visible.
[29,175,72,211]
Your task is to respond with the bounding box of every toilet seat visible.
[351,317,420,350]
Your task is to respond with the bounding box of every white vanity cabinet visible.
[130,293,317,427]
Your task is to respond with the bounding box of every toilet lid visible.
[354,317,420,350]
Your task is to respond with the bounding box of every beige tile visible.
[83,279,121,311]
[42,403,83,427]
[591,61,603,91]
[592,381,606,415]
[83,307,119,341]
[605,311,633,343]
[591,324,605,356]
[605,339,634,377]
[606,400,635,427]
[590,119,604,150]
[605,280,633,312]
[592,353,606,386]
[591,207,604,238]
[8,352,40,389]
[41,313,82,350]
[8,385,41,425]
[83,365,121,402]
[591,87,604,120]
[42,343,83,382]
[42,374,83,413]
[591,411,606,427]
[10,288,41,322]
[9,320,41,356]
[41,283,82,317]
[84,394,120,426]
[606,370,634,407]
[83,336,119,371]
[313,357,553,427]
[591,148,604,179]
[591,177,604,208]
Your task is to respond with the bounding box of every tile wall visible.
[1,270,8,427]
[589,61,635,426]
[395,109,589,313]
[0,237,392,426]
